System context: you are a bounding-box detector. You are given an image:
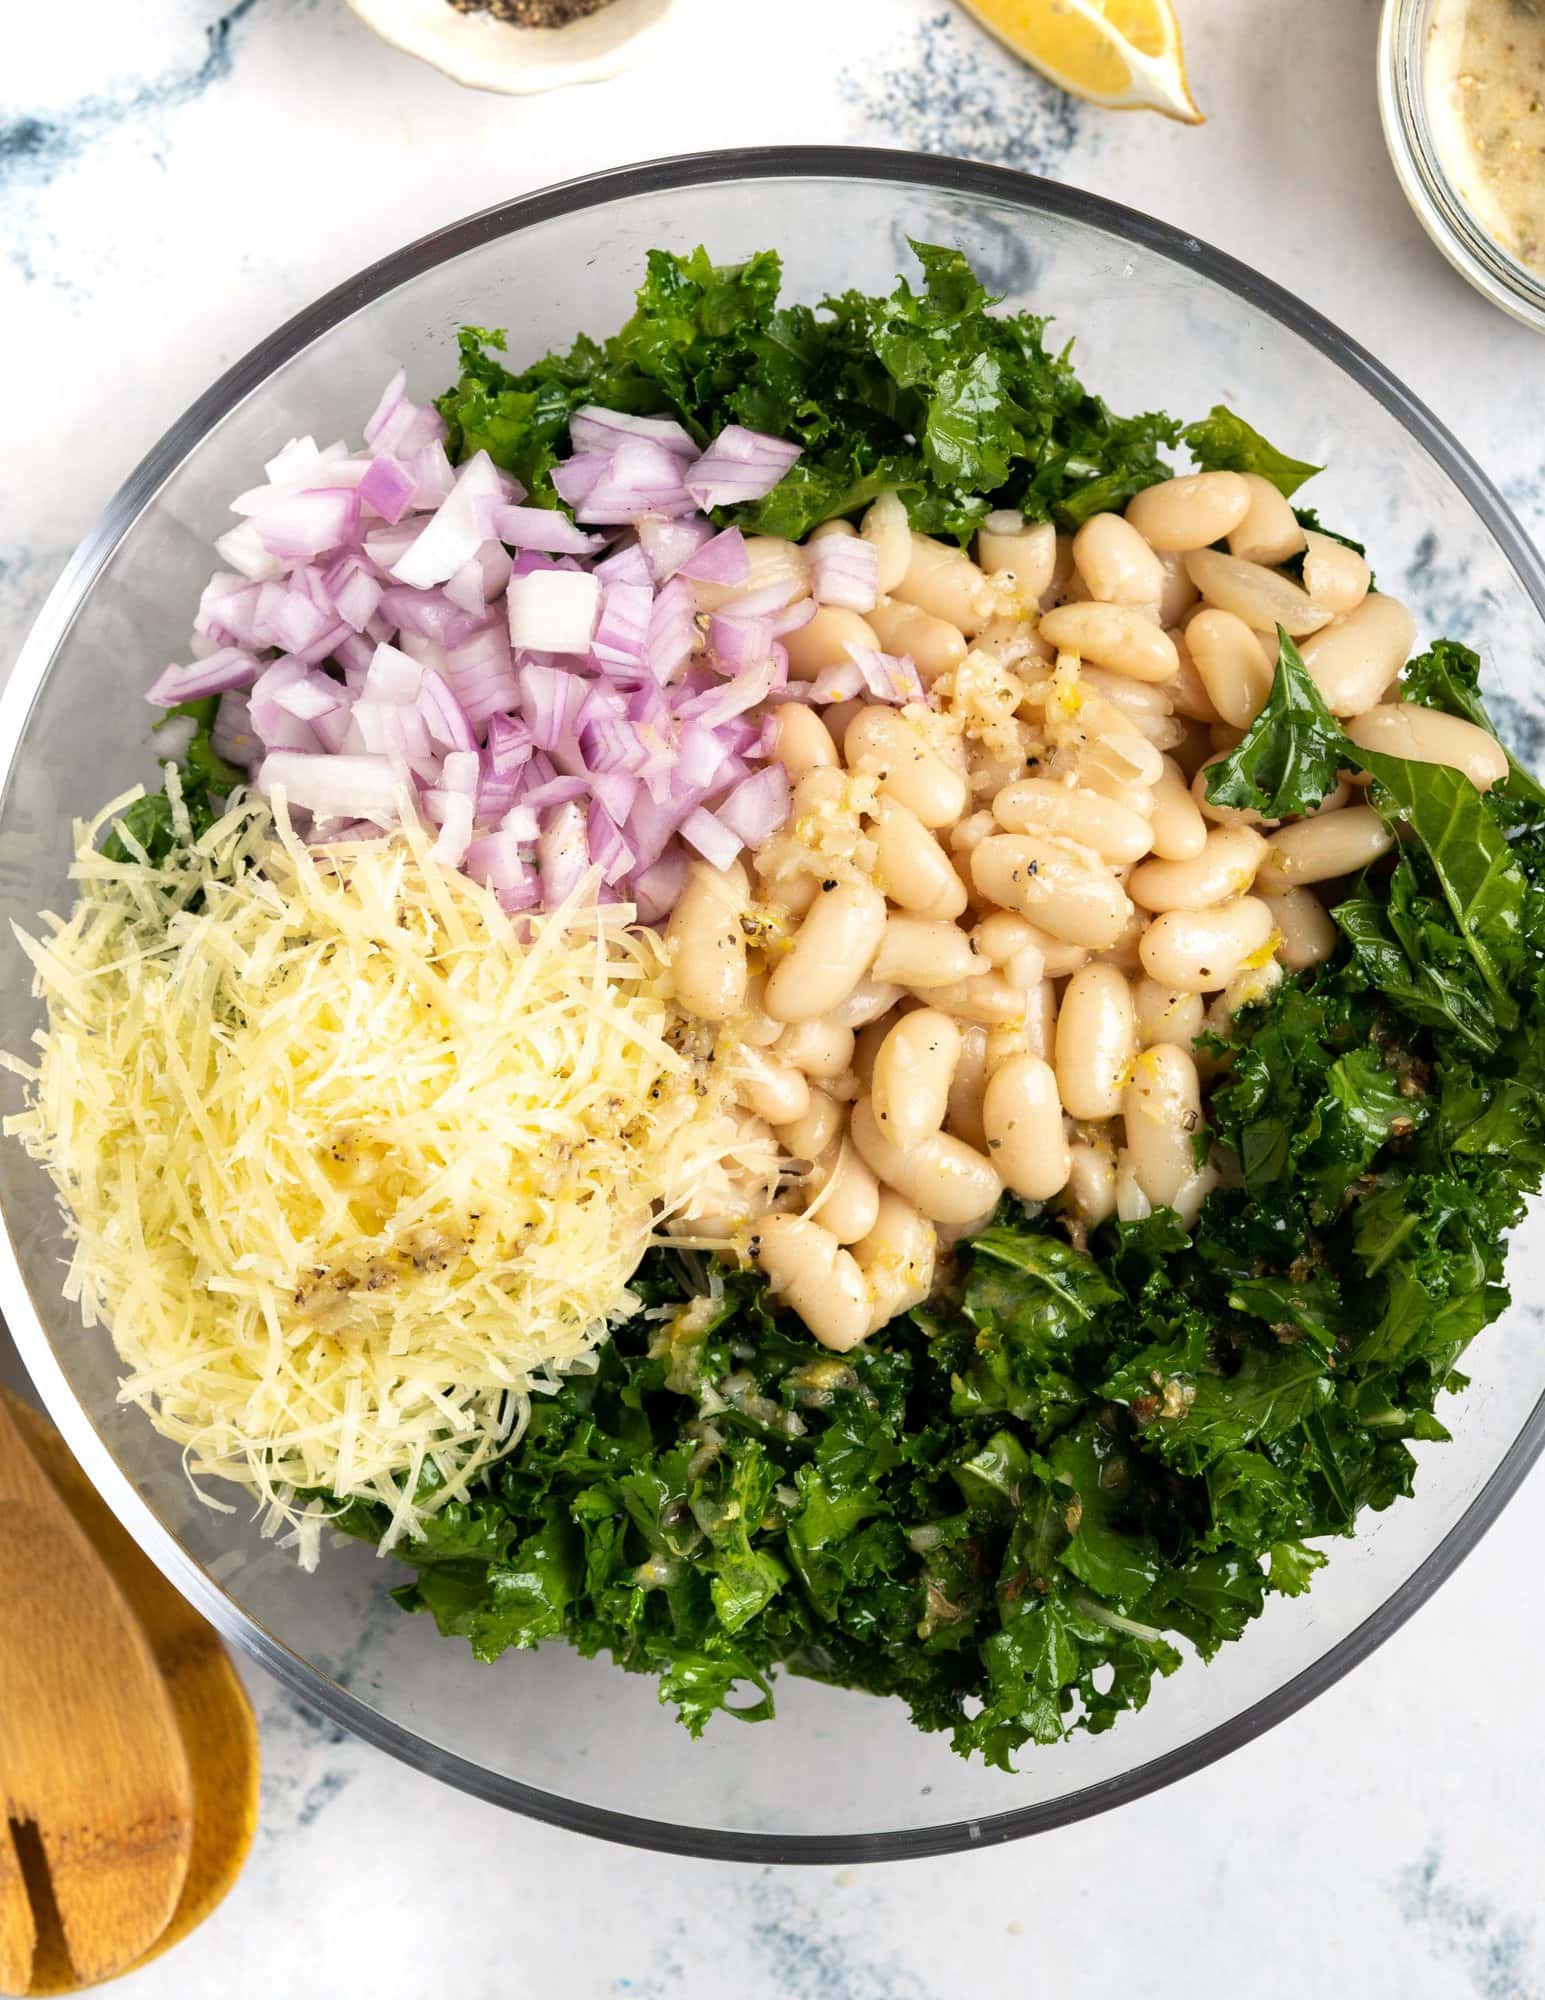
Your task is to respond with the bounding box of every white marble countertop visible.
[3,2,1544,1994]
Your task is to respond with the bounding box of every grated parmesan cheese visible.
[4,792,735,1552]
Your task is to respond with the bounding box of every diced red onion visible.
[214,520,283,582]
[490,504,606,558]
[591,583,652,672]
[715,764,791,848]
[685,426,803,510]
[508,568,600,654]
[550,454,609,509]
[810,532,880,612]
[637,515,713,583]
[678,806,741,871]
[680,527,750,586]
[146,647,263,707]
[358,456,416,525]
[569,405,698,459]
[259,751,405,822]
[393,451,505,591]
[430,791,476,868]
[212,691,259,768]
[807,660,867,703]
[644,577,697,685]
[539,799,590,904]
[592,540,653,589]
[708,612,773,671]
[418,669,477,753]
[850,646,927,704]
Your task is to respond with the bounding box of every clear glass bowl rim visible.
[4,145,1544,1866]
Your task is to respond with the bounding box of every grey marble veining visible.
[2,2,1543,1994]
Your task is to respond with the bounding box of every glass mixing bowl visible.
[3,149,1543,1863]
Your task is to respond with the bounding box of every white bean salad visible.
[664,475,1509,1353]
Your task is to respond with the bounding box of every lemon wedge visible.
[958,0,1204,124]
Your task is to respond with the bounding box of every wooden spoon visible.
[4,1395,259,1993]
[0,1395,193,1992]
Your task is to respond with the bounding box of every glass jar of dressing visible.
[1380,0,1545,330]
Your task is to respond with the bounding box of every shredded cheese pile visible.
[5,788,733,1552]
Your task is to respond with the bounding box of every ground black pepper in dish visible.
[446,0,617,23]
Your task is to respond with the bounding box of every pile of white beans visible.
[663,472,1509,1355]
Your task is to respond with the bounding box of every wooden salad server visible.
[0,1393,194,1992]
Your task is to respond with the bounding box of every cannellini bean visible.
[1037,602,1180,683]
[1101,904,1148,973]
[772,702,839,781]
[995,978,1058,1062]
[1150,754,1208,859]
[1227,473,1307,566]
[1344,702,1508,791]
[1063,1138,1118,1226]
[777,1017,856,1079]
[991,777,1153,863]
[1133,977,1207,1048]
[736,1048,812,1127]
[695,536,809,614]
[861,493,912,594]
[783,605,881,680]
[1302,531,1371,615]
[865,597,969,684]
[805,1137,882,1246]
[873,795,969,915]
[853,1191,938,1330]
[894,533,997,635]
[1155,549,1200,627]
[1262,888,1338,970]
[972,910,1091,981]
[845,706,970,827]
[1126,471,1252,552]
[666,861,749,1021]
[825,978,906,1029]
[920,970,1028,1025]
[945,1023,989,1148]
[1138,897,1276,992]
[1073,512,1168,607]
[948,808,999,856]
[1128,824,1267,913]
[982,1055,1071,1201]
[973,614,1053,671]
[1122,1043,1214,1222]
[1162,633,1224,725]
[972,910,1043,967]
[1184,549,1332,638]
[1298,595,1416,715]
[1186,608,1275,729]
[761,871,819,919]
[754,1214,872,1352]
[764,883,888,1023]
[739,972,786,1047]
[1054,963,1137,1120]
[778,1087,844,1162]
[971,835,1135,949]
[1256,806,1394,892]
[977,512,1058,600]
[851,1015,892,1094]
[1081,728,1165,796]
[851,1096,1002,1224]
[1078,667,1185,750]
[873,915,977,989]
[871,1008,961,1151]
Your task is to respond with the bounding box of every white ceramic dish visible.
[344,0,677,95]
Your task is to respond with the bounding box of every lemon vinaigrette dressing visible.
[1426,0,1545,275]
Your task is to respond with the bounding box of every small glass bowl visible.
[1379,0,1545,332]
